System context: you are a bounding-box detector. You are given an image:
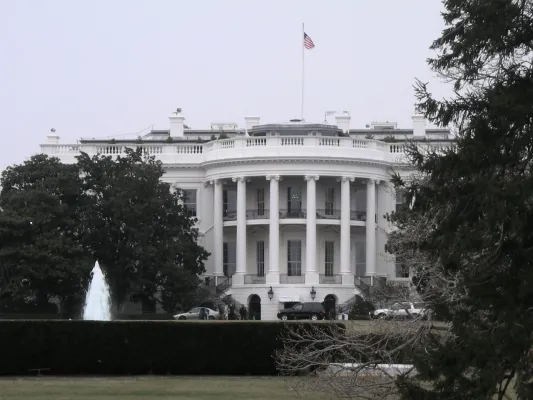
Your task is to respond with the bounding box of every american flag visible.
[304,32,315,50]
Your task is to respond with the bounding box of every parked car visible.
[173,307,219,320]
[277,302,326,321]
[369,302,426,320]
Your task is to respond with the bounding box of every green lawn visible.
[0,376,335,400]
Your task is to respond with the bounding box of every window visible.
[293,304,303,311]
[223,188,237,217]
[257,188,265,216]
[256,241,265,276]
[287,187,302,215]
[287,240,302,276]
[395,263,409,278]
[223,242,229,276]
[354,189,367,211]
[325,241,334,276]
[182,189,197,217]
[223,242,236,277]
[396,189,408,211]
[355,242,366,276]
[325,188,335,215]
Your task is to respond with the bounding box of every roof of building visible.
[71,113,454,144]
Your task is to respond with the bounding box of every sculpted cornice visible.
[201,157,394,169]
[162,158,417,174]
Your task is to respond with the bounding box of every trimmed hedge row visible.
[0,320,344,375]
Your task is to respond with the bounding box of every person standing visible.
[239,305,247,320]
[198,307,206,320]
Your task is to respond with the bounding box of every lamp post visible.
[310,286,316,300]
[268,286,274,301]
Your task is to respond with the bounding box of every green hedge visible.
[0,320,344,375]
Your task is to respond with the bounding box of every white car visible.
[173,307,219,320]
[370,302,426,320]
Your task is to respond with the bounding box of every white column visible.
[340,176,354,285]
[366,178,377,280]
[212,179,224,277]
[233,176,246,285]
[305,175,319,284]
[266,175,280,284]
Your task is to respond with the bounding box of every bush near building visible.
[0,320,344,375]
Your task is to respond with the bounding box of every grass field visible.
[0,376,336,400]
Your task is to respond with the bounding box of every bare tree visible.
[275,319,449,400]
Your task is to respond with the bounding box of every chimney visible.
[412,114,426,138]
[169,108,185,138]
[244,116,260,132]
[47,128,60,144]
[335,111,351,133]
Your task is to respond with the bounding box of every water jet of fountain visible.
[83,261,112,321]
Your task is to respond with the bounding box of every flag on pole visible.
[304,32,315,50]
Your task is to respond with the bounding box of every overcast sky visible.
[0,0,450,170]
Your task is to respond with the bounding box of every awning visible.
[278,296,301,302]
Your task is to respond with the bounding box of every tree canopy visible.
[0,149,209,317]
[76,147,209,311]
[0,155,92,315]
[387,0,533,398]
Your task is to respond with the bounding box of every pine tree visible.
[389,1,533,398]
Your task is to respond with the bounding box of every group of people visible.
[224,304,253,320]
[198,307,211,320]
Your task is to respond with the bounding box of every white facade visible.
[40,111,453,320]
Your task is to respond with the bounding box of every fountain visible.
[82,261,112,321]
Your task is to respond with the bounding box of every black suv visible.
[277,302,326,321]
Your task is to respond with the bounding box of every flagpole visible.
[301,22,305,121]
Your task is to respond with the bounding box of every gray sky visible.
[0,0,450,170]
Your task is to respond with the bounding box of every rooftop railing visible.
[41,137,456,165]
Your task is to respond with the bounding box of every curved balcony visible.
[41,137,455,166]
[222,209,368,226]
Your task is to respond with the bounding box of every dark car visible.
[277,302,326,321]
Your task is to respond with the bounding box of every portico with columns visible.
[205,173,384,293]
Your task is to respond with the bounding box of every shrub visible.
[0,320,344,375]
[348,297,375,320]
[382,135,398,142]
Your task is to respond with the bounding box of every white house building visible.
[39,110,453,320]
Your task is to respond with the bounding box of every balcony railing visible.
[225,208,368,221]
[316,209,341,219]
[354,276,372,287]
[223,263,236,276]
[42,137,456,167]
[280,274,305,284]
[350,211,367,221]
[216,276,232,294]
[246,209,269,219]
[279,209,306,219]
[319,274,342,284]
[223,210,237,221]
[244,274,266,284]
